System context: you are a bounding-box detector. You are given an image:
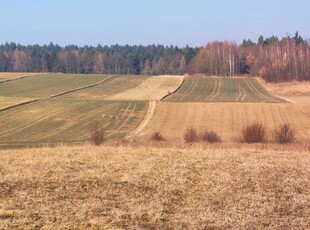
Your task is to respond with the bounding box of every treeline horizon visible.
[0,32,309,82]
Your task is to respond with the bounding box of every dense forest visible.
[0,32,309,82]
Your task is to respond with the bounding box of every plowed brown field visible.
[142,102,310,141]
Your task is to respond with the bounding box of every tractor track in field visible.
[106,102,137,138]
[32,103,120,141]
[175,78,196,102]
[244,79,280,103]
[210,78,223,101]
[125,100,157,139]
[235,86,247,102]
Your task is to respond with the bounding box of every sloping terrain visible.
[0,74,110,98]
[164,77,286,103]
[143,102,310,141]
[60,76,148,99]
[0,99,147,144]
[107,75,184,101]
[0,72,45,82]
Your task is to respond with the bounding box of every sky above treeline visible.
[1,0,309,47]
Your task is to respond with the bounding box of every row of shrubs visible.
[153,122,296,144]
[90,122,296,146]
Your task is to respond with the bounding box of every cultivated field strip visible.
[107,75,184,101]
[0,97,39,111]
[0,72,45,83]
[0,73,110,98]
[143,102,310,140]
[60,76,148,99]
[164,77,287,103]
[0,99,148,144]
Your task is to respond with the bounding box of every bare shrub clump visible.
[151,131,165,141]
[183,127,199,143]
[201,130,222,143]
[90,122,105,146]
[242,122,266,143]
[273,124,295,144]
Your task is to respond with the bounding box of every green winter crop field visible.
[0,99,147,145]
[164,77,287,103]
[0,73,111,98]
[60,76,148,99]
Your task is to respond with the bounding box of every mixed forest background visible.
[0,32,309,82]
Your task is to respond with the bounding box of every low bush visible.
[151,132,165,141]
[201,130,221,143]
[183,127,199,143]
[273,124,295,144]
[242,122,266,143]
[90,122,105,146]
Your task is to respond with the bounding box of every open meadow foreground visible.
[0,73,310,229]
[0,144,309,229]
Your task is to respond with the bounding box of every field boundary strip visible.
[0,73,47,84]
[0,99,41,113]
[50,75,117,98]
[0,75,117,113]
[125,100,157,139]
[160,78,185,101]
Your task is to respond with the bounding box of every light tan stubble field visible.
[106,75,184,101]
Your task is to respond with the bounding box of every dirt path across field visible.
[126,100,157,139]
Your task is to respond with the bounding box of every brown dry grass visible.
[258,78,310,106]
[107,75,184,101]
[0,144,309,229]
[259,79,310,97]
[143,102,310,142]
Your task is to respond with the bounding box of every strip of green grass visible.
[0,74,111,98]
[0,99,148,144]
[164,77,287,103]
[60,76,149,99]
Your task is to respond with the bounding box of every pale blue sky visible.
[1,0,309,47]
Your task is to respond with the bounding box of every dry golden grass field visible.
[0,74,310,229]
[0,144,309,229]
[142,102,310,141]
[107,75,184,101]
[141,77,310,142]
